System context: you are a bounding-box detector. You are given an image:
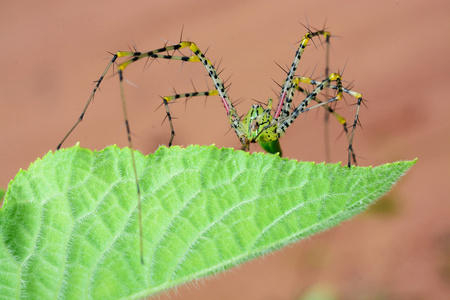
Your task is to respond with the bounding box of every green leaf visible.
[0,145,415,299]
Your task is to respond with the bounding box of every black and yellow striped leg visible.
[116,42,247,146]
[290,76,363,166]
[160,90,219,146]
[274,30,331,119]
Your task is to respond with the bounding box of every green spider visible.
[58,29,363,264]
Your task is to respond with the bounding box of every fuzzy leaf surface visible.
[0,145,415,299]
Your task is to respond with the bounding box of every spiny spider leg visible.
[272,73,363,166]
[274,30,331,119]
[57,56,118,150]
[162,90,219,146]
[115,42,249,147]
[57,54,145,265]
[270,29,362,165]
[293,77,363,165]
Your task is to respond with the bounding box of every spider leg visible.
[295,77,363,166]
[277,73,363,166]
[57,55,118,149]
[162,90,219,146]
[57,54,145,264]
[273,30,331,119]
[116,42,247,147]
[117,69,144,264]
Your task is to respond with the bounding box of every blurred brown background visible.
[1,1,449,299]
